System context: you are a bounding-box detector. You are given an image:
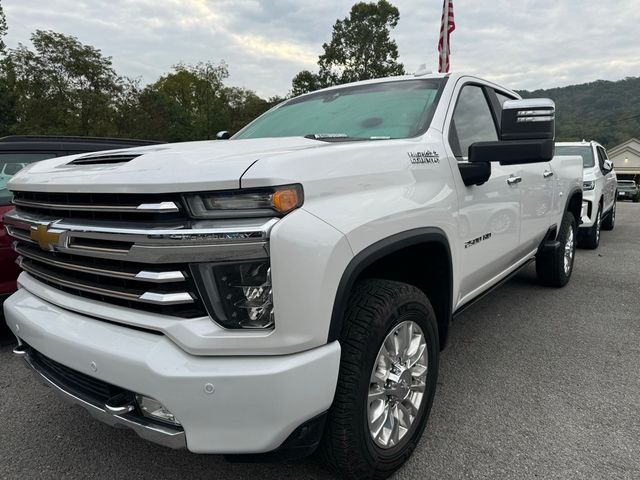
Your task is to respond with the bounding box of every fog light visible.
[135,395,181,426]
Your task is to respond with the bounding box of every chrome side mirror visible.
[603,159,613,172]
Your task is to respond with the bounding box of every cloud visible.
[3,0,639,98]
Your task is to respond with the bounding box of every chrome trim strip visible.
[18,259,194,305]
[5,210,275,263]
[15,244,186,283]
[18,348,186,449]
[13,198,180,213]
[5,225,34,244]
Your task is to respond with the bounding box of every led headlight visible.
[192,260,274,329]
[583,180,595,191]
[184,185,303,219]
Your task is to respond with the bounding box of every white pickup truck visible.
[4,73,583,479]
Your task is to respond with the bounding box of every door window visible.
[596,147,607,175]
[450,85,498,159]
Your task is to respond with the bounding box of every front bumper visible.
[4,289,341,454]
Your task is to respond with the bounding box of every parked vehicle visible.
[0,136,163,313]
[617,180,639,201]
[3,74,583,480]
[556,141,617,249]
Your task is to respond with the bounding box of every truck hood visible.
[8,137,329,193]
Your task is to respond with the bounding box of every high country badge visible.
[408,150,440,164]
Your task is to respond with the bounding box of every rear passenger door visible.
[445,82,522,307]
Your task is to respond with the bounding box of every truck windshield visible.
[555,145,594,168]
[234,79,443,141]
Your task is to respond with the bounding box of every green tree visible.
[0,0,7,54]
[8,30,124,136]
[134,62,230,141]
[291,70,322,97]
[291,0,405,95]
[0,0,16,136]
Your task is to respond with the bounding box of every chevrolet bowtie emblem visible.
[30,224,63,251]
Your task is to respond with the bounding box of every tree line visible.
[0,0,637,146]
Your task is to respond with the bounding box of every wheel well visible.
[328,233,452,350]
[567,190,583,225]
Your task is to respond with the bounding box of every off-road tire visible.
[602,199,616,231]
[318,279,439,480]
[536,211,577,287]
[579,205,601,249]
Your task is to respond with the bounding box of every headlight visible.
[583,180,595,191]
[191,260,274,329]
[184,185,303,219]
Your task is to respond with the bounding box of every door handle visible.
[543,170,554,178]
[507,176,522,185]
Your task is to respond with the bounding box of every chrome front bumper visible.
[12,343,186,449]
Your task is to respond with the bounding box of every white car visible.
[556,141,617,248]
[4,73,583,479]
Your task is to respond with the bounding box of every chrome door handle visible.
[543,170,554,178]
[507,176,522,185]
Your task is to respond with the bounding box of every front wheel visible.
[536,211,577,287]
[319,279,439,479]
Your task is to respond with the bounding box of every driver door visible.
[445,82,522,307]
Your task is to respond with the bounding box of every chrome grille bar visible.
[15,244,186,283]
[18,258,194,306]
[13,198,180,213]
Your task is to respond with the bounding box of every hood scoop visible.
[68,153,142,165]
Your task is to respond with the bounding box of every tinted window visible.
[235,80,443,140]
[450,85,498,158]
[0,152,57,205]
[555,145,595,168]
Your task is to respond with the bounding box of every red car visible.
[0,136,162,323]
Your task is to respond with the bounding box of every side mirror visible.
[469,98,556,166]
[216,131,231,140]
[603,159,613,172]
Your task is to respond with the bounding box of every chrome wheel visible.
[368,320,428,449]
[564,225,575,275]
[595,210,601,243]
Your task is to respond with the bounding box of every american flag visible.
[438,0,456,73]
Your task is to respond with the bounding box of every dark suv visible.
[617,180,639,202]
[1,136,162,313]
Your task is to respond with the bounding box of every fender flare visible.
[327,227,453,345]
[562,186,583,227]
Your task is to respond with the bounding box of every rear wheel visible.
[536,211,577,287]
[602,199,616,231]
[579,205,601,249]
[319,279,439,479]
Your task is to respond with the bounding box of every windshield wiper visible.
[304,133,388,142]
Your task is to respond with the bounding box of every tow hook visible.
[105,392,136,415]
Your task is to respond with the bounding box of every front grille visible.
[6,191,273,325]
[12,191,186,222]
[15,242,206,318]
[30,347,124,404]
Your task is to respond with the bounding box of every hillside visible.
[518,76,640,148]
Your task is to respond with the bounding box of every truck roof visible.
[293,72,520,100]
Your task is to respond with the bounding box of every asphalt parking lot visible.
[1,202,639,480]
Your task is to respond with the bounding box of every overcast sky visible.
[3,0,640,98]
